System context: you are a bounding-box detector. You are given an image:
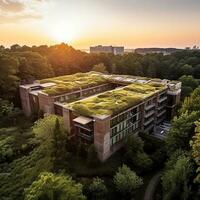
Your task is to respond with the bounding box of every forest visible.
[0,43,200,200]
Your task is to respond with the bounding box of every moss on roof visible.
[40,72,108,96]
[68,82,166,117]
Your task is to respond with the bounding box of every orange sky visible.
[0,0,200,49]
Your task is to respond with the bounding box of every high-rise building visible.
[20,72,181,161]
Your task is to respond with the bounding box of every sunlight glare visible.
[47,21,77,43]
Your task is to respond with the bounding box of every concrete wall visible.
[94,116,111,161]
[19,87,32,116]
[63,107,72,134]
[38,93,55,114]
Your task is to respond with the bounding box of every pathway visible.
[143,172,162,200]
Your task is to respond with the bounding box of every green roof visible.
[68,82,166,117]
[40,72,108,96]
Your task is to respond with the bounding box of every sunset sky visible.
[0,0,200,49]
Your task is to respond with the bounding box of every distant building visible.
[185,46,200,51]
[135,48,179,55]
[90,45,124,55]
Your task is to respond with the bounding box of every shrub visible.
[87,144,99,167]
[87,177,107,200]
[77,142,88,158]
[113,164,143,199]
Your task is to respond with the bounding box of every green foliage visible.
[179,75,198,98]
[0,141,53,200]
[180,64,193,76]
[33,114,68,171]
[52,118,68,172]
[25,172,86,200]
[124,135,153,171]
[87,144,99,167]
[162,152,193,200]
[0,54,19,100]
[92,63,108,73]
[179,75,198,90]
[0,115,68,200]
[191,122,200,183]
[113,164,143,199]
[16,51,54,81]
[33,114,64,142]
[77,142,88,158]
[0,98,21,127]
[166,112,200,155]
[180,86,200,114]
[87,177,107,200]
[0,136,14,163]
[181,86,194,99]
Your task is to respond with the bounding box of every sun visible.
[47,21,77,43]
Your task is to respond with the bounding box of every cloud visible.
[0,0,47,24]
[0,13,42,24]
[0,0,25,12]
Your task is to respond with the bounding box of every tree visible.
[180,87,200,114]
[179,75,198,98]
[92,63,108,73]
[77,141,88,158]
[179,75,198,90]
[0,54,19,100]
[181,86,193,99]
[87,177,107,200]
[87,144,99,167]
[113,164,143,199]
[162,152,193,200]
[25,172,86,200]
[52,118,68,172]
[124,135,152,171]
[166,112,200,155]
[191,122,200,183]
[180,64,193,75]
[33,115,68,171]
[17,51,54,81]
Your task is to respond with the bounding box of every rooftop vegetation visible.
[40,72,108,96]
[69,82,166,117]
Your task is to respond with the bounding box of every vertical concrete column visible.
[140,103,145,131]
[19,86,32,116]
[38,92,55,114]
[62,107,72,134]
[93,115,111,161]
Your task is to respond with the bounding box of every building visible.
[135,48,179,55]
[20,72,181,161]
[90,45,124,55]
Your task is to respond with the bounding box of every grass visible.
[69,82,166,117]
[40,72,108,96]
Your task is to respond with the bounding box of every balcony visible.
[145,103,155,111]
[74,123,92,132]
[144,117,154,126]
[79,132,94,141]
[157,109,166,117]
[144,110,155,118]
[157,104,166,111]
[158,96,167,103]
